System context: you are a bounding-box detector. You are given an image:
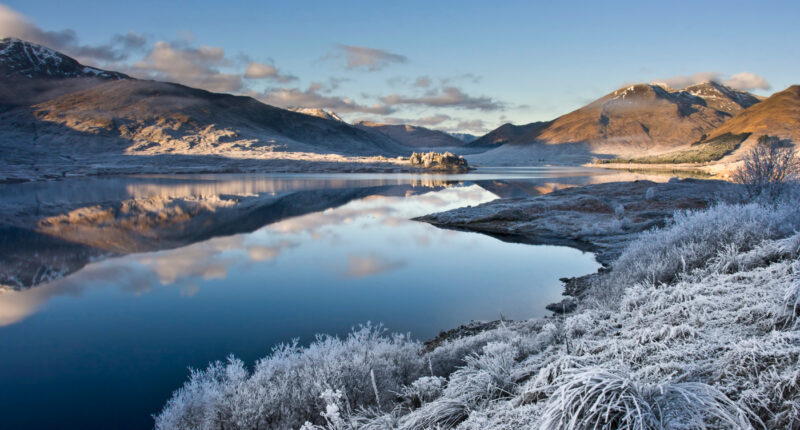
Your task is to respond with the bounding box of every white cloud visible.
[132,41,243,93]
[723,72,771,91]
[0,4,141,62]
[382,86,505,111]
[244,62,297,82]
[655,72,722,89]
[654,71,771,92]
[413,76,432,88]
[259,83,395,114]
[329,44,407,71]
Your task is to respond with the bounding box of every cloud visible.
[414,76,432,88]
[414,114,452,126]
[366,114,452,127]
[723,72,771,91]
[132,40,243,93]
[655,72,721,89]
[382,86,505,111]
[654,71,771,91]
[344,253,405,278]
[353,113,489,133]
[0,4,141,62]
[112,31,148,52]
[454,119,487,133]
[259,83,395,114]
[244,62,297,82]
[330,44,407,71]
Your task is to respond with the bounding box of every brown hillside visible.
[706,85,800,144]
[526,83,757,156]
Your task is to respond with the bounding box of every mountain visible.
[704,85,800,148]
[354,121,467,148]
[0,38,129,81]
[289,107,344,122]
[0,39,414,181]
[679,81,760,114]
[447,132,478,143]
[468,121,550,148]
[0,38,131,108]
[468,82,761,165]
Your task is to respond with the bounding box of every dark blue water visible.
[0,169,660,429]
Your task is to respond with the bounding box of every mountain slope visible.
[0,39,418,181]
[468,121,550,148]
[23,79,407,156]
[469,83,761,165]
[532,83,754,151]
[0,38,129,80]
[354,121,466,148]
[705,85,800,145]
[448,132,478,143]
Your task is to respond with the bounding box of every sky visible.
[1,0,798,134]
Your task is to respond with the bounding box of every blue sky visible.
[1,0,798,133]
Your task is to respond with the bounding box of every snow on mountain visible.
[289,108,344,122]
[0,37,129,80]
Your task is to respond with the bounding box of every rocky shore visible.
[416,178,741,313]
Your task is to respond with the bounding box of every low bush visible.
[733,135,799,200]
[599,133,750,164]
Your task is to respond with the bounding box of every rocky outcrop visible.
[409,151,469,172]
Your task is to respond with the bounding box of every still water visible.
[0,168,662,429]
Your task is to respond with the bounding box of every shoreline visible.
[416,177,743,346]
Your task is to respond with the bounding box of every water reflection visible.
[0,168,669,429]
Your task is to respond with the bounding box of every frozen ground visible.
[417,178,739,265]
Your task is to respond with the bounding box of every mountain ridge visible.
[0,38,423,181]
[354,121,467,148]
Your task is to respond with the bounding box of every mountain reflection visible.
[0,176,472,291]
[0,181,498,326]
[0,169,678,326]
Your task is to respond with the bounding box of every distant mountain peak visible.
[289,107,343,122]
[0,37,129,80]
[681,81,760,108]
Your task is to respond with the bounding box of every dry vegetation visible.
[599,133,751,165]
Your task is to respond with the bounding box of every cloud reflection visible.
[344,254,405,279]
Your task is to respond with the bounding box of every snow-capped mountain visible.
[0,37,129,80]
[0,39,416,182]
[289,107,344,122]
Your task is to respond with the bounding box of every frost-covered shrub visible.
[707,231,800,275]
[398,376,446,408]
[443,342,520,406]
[784,261,800,328]
[564,311,596,339]
[733,135,799,200]
[540,368,753,430]
[611,201,800,288]
[425,325,520,376]
[154,324,424,430]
